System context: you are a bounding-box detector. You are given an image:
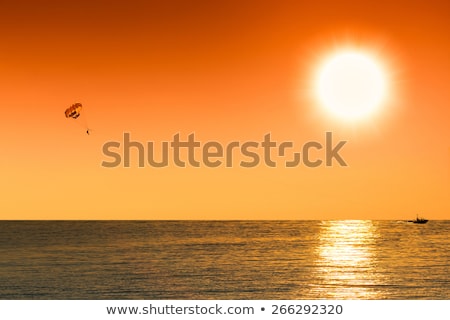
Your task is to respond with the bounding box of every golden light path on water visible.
[312,220,382,299]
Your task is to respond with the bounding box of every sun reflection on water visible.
[312,220,382,299]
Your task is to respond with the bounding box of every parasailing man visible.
[65,102,91,135]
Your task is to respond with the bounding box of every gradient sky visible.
[1,0,449,219]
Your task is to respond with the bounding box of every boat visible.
[407,215,428,224]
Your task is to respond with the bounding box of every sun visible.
[315,50,388,121]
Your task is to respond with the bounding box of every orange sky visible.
[1,0,449,219]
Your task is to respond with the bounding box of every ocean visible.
[0,220,448,299]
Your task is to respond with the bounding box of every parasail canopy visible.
[65,103,82,119]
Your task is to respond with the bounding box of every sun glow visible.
[315,50,388,121]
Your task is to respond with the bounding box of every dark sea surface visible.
[0,220,448,299]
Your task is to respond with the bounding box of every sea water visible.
[0,220,448,299]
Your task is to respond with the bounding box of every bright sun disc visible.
[316,50,387,121]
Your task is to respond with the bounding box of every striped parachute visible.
[65,103,82,119]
